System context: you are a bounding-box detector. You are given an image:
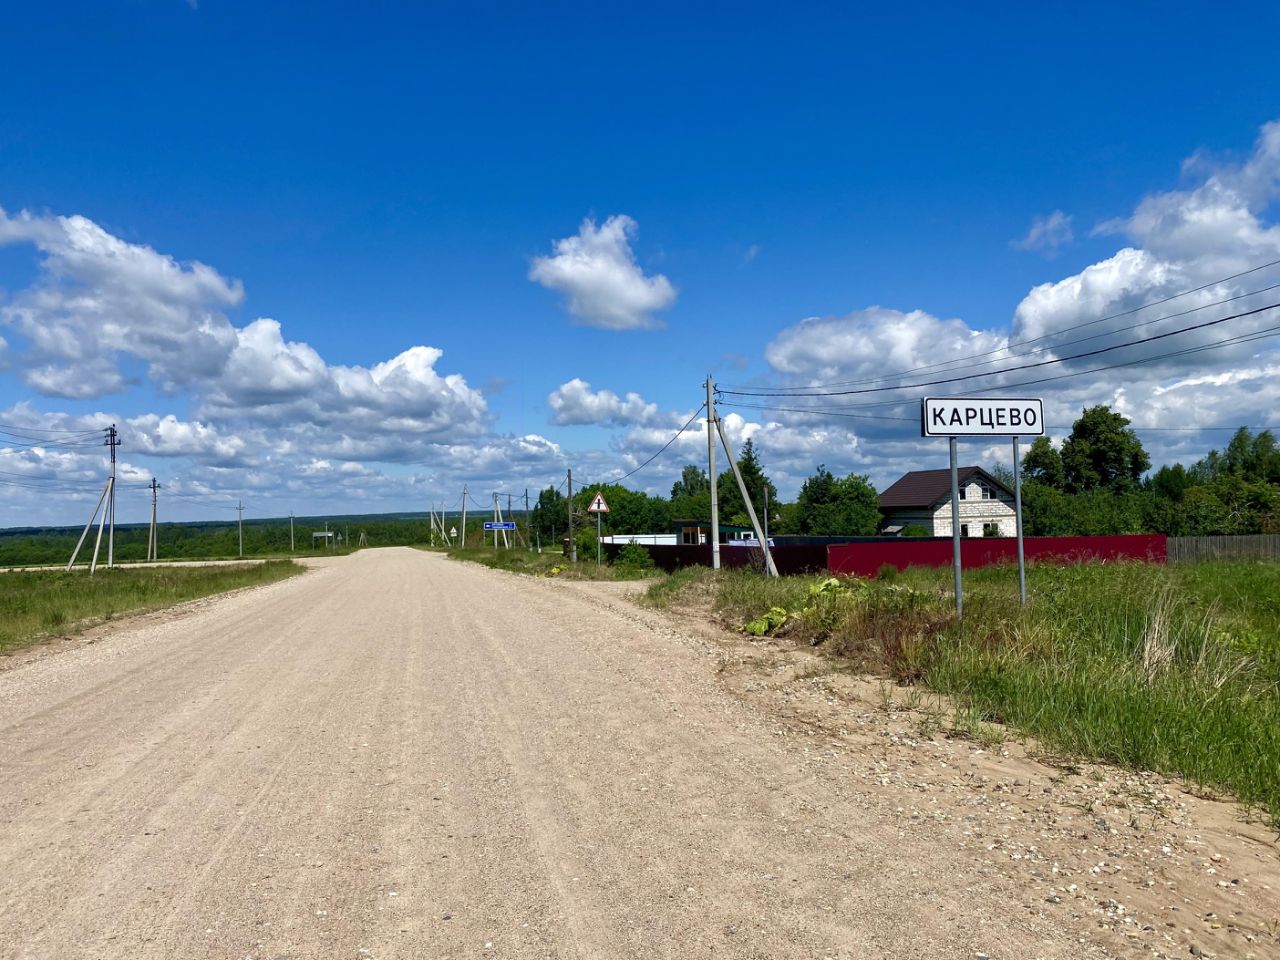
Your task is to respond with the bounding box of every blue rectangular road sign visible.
[483,521,517,530]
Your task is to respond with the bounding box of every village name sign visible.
[921,397,1045,437]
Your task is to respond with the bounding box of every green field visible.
[0,561,303,654]
[649,560,1280,824]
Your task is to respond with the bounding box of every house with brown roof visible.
[879,467,1016,537]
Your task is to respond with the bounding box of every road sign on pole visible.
[922,396,1044,619]
[922,397,1045,437]
[586,491,609,565]
[483,521,517,531]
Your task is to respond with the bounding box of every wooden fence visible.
[1167,534,1280,563]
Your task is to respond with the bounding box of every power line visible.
[732,280,1280,395]
[719,302,1280,399]
[610,404,707,485]
[717,257,1280,395]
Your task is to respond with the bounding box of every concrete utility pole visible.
[714,414,779,577]
[147,478,160,561]
[566,468,576,562]
[106,425,118,569]
[67,425,120,575]
[290,512,295,552]
[461,483,468,549]
[705,377,720,570]
[237,501,245,559]
[524,489,531,551]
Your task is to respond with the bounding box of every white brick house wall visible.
[930,479,1016,537]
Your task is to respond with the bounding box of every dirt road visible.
[0,548,1170,958]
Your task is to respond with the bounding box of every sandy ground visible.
[0,547,1274,959]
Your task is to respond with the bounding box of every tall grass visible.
[0,561,301,654]
[446,547,639,580]
[651,560,1280,823]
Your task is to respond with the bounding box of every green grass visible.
[445,546,652,580]
[0,561,303,654]
[649,560,1280,824]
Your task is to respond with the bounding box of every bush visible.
[614,543,656,572]
[900,524,930,538]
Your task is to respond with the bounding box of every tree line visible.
[531,407,1280,546]
[1012,406,1279,536]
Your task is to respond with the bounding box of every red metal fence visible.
[826,534,1167,578]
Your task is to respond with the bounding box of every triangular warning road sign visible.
[587,491,610,513]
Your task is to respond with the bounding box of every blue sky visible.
[3,2,1280,523]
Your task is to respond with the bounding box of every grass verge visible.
[446,547,656,580]
[0,560,303,655]
[647,560,1280,825]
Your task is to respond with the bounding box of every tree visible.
[791,465,880,536]
[670,465,708,500]
[1193,428,1280,485]
[1021,436,1064,488]
[530,486,567,543]
[716,439,778,528]
[1060,405,1150,493]
[1148,463,1193,502]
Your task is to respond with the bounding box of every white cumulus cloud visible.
[547,378,664,427]
[529,215,676,330]
[1012,210,1074,254]
[0,207,242,397]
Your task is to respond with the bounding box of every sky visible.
[2,2,1280,526]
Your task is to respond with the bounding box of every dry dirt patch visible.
[561,578,1280,960]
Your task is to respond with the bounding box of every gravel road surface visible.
[1,547,1094,959]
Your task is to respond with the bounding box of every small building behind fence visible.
[879,466,1016,537]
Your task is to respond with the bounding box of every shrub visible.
[614,543,656,572]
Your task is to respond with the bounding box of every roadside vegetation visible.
[646,559,1280,825]
[0,561,302,654]
[446,542,658,581]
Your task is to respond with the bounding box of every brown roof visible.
[878,466,1011,510]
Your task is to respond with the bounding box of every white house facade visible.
[879,467,1017,537]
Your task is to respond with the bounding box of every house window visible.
[960,523,970,538]
[981,483,993,500]
[983,522,1000,537]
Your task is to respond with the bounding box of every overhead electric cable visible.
[718,302,1280,399]
[609,404,707,486]
[717,257,1280,395]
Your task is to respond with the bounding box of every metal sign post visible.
[587,492,610,567]
[1013,436,1027,606]
[922,397,1044,619]
[949,436,963,619]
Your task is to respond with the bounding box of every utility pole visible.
[237,500,244,558]
[714,414,779,577]
[524,488,531,551]
[705,377,720,570]
[290,511,295,552]
[68,425,119,575]
[763,485,770,545]
[461,483,468,549]
[106,425,118,569]
[566,468,576,562]
[147,478,160,561]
